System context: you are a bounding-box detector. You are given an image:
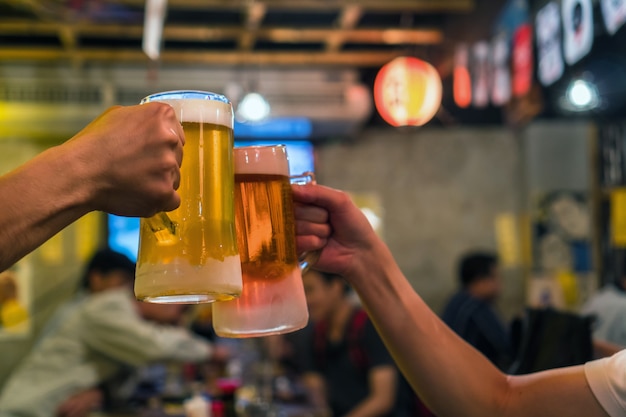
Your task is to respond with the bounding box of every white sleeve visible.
[79,290,211,366]
[584,350,626,417]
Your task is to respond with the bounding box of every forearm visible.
[294,184,606,417]
[347,240,509,417]
[0,145,91,271]
[85,320,211,365]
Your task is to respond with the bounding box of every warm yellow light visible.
[373,57,442,127]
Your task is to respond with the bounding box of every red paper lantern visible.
[453,45,472,108]
[374,57,442,127]
[512,24,533,98]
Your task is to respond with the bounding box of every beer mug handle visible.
[145,212,178,245]
[290,172,320,273]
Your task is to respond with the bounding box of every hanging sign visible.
[601,0,626,35]
[472,42,490,108]
[512,23,533,97]
[491,34,511,106]
[536,1,564,86]
[453,44,472,108]
[373,57,442,127]
[562,0,594,65]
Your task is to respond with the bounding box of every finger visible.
[295,219,331,238]
[172,166,181,191]
[295,235,327,253]
[173,135,183,167]
[291,183,350,212]
[162,191,181,212]
[294,203,329,224]
[293,185,359,234]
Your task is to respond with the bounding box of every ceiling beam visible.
[0,47,404,66]
[110,0,474,12]
[0,21,443,44]
[4,0,65,19]
[239,2,266,50]
[326,4,362,52]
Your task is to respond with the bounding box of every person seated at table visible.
[299,269,414,417]
[441,252,512,370]
[0,248,223,417]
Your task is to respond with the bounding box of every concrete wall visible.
[315,127,525,317]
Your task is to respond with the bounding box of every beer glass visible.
[134,91,242,304]
[212,145,311,337]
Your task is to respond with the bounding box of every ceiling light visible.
[237,92,271,122]
[564,78,599,111]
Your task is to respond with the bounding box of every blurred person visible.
[0,248,222,417]
[582,260,626,356]
[441,252,512,370]
[0,269,29,331]
[300,269,410,417]
[263,325,315,404]
[0,103,184,273]
[265,323,314,380]
[291,183,623,417]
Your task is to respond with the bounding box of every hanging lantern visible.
[453,44,472,108]
[374,56,442,127]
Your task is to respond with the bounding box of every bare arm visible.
[351,243,606,417]
[292,184,609,417]
[0,103,184,271]
[344,365,397,417]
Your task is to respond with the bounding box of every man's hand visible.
[69,103,185,217]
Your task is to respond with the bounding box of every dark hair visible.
[81,248,136,289]
[458,252,498,287]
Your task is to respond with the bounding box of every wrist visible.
[345,237,398,289]
[40,142,94,216]
[344,253,370,287]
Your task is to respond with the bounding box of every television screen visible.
[107,140,316,261]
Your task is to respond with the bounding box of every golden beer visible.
[212,145,309,337]
[135,92,242,304]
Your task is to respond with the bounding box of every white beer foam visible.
[135,254,243,300]
[234,145,290,175]
[158,98,232,128]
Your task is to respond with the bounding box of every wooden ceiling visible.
[0,0,475,68]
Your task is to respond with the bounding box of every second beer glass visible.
[212,145,309,337]
[134,91,242,304]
